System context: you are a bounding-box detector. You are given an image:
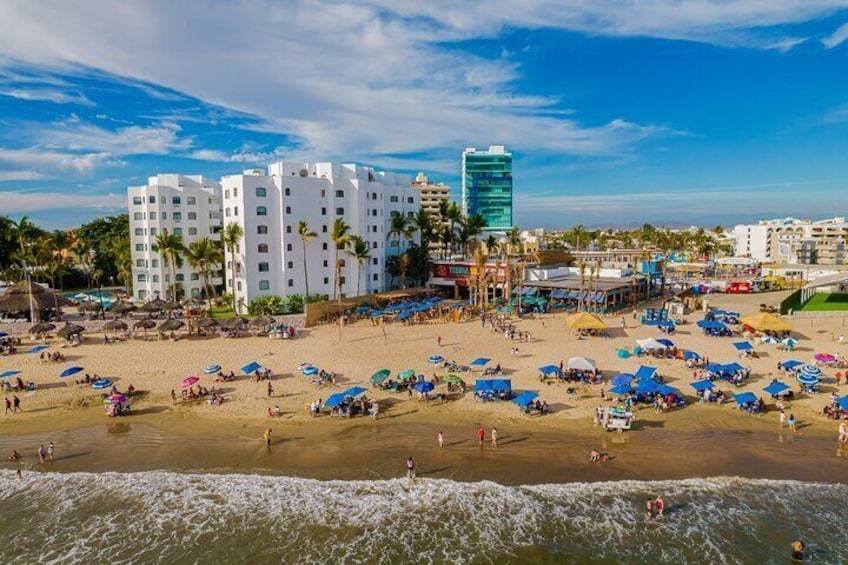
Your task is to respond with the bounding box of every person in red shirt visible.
[477,426,485,446]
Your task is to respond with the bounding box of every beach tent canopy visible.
[738,313,791,332]
[636,379,661,394]
[696,320,728,331]
[763,381,790,396]
[539,364,559,376]
[323,392,347,408]
[683,350,701,361]
[814,353,836,363]
[241,361,262,374]
[567,357,595,371]
[59,366,83,378]
[473,379,511,393]
[723,362,745,373]
[565,312,608,330]
[705,363,725,373]
[609,384,633,395]
[370,369,391,386]
[343,386,368,398]
[762,336,779,344]
[611,373,635,387]
[836,397,848,410]
[635,365,657,381]
[512,391,539,405]
[733,392,758,406]
[27,344,49,354]
[782,337,799,346]
[656,384,678,396]
[779,359,804,371]
[690,379,714,392]
[732,342,753,351]
[470,357,491,367]
[636,338,666,350]
[656,338,675,348]
[0,370,21,379]
[617,348,632,359]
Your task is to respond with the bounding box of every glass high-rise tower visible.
[461,145,512,231]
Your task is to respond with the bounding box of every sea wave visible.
[1,472,846,564]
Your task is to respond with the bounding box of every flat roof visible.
[524,277,638,292]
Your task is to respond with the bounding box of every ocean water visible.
[1,472,846,564]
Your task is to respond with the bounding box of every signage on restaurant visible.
[432,262,506,283]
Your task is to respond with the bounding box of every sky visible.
[1,1,847,230]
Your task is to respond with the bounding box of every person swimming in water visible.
[791,540,805,561]
[646,498,654,520]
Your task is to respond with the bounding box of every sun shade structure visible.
[634,366,657,381]
[134,319,157,330]
[733,392,758,406]
[836,397,848,410]
[103,320,128,331]
[0,280,74,318]
[539,365,559,375]
[139,298,170,312]
[738,313,791,332]
[195,318,219,328]
[470,357,491,367]
[732,342,753,351]
[779,359,803,371]
[57,324,85,338]
[241,361,262,374]
[567,357,595,371]
[763,381,790,396]
[690,379,714,392]
[158,319,185,332]
[636,338,666,350]
[370,369,391,386]
[0,370,21,379]
[611,373,636,387]
[473,379,511,393]
[512,391,539,405]
[609,384,633,395]
[28,322,56,334]
[59,366,84,378]
[565,312,607,330]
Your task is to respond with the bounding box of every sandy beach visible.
[2,292,848,481]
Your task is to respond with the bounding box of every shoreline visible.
[2,418,847,485]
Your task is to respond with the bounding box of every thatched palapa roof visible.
[0,280,74,313]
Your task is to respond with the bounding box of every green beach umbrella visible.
[398,369,416,382]
[442,374,463,384]
[370,369,391,386]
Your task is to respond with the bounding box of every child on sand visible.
[437,431,444,448]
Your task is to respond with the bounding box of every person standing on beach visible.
[646,498,654,520]
[4,397,10,414]
[621,316,626,329]
[437,336,442,347]
[788,414,797,432]
[654,496,664,519]
[38,444,46,464]
[171,389,177,404]
[267,382,274,397]
[406,456,416,479]
[263,428,272,446]
[48,442,55,461]
[13,395,21,412]
[477,426,485,446]
[491,427,498,448]
[437,431,444,448]
[779,410,786,429]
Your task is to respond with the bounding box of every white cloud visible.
[0,87,94,106]
[0,0,842,168]
[822,22,848,48]
[0,147,124,175]
[0,190,125,213]
[37,118,190,156]
[0,170,48,181]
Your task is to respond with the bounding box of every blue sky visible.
[1,1,847,229]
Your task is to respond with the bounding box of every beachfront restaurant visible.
[520,276,649,313]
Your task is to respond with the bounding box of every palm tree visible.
[398,253,411,290]
[297,220,318,299]
[578,262,587,312]
[506,226,522,256]
[463,212,488,256]
[184,237,223,312]
[154,229,185,301]
[111,235,133,294]
[330,218,351,300]
[445,202,463,257]
[222,222,244,313]
[485,234,499,257]
[347,235,371,296]
[387,213,413,287]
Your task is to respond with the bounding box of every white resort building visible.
[128,174,222,301]
[128,162,420,307]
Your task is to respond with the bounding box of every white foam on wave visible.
[1,472,847,565]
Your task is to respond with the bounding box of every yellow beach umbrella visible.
[565,312,608,330]
[738,313,791,332]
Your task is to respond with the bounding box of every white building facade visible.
[220,162,419,307]
[734,217,848,265]
[128,174,222,300]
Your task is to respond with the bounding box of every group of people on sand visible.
[171,386,224,406]
[1,336,21,355]
[39,350,66,362]
[2,376,35,393]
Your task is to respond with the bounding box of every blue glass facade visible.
[462,146,512,230]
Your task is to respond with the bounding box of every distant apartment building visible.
[128,174,222,300]
[733,217,848,265]
[220,162,419,306]
[461,145,513,231]
[411,172,450,216]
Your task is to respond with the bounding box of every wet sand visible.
[2,420,847,485]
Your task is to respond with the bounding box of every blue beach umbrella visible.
[470,357,491,367]
[611,373,635,388]
[512,391,539,405]
[415,381,435,393]
[763,381,790,396]
[797,373,820,386]
[617,348,632,359]
[733,342,753,351]
[59,366,84,378]
[0,370,21,379]
[609,384,633,395]
[241,361,262,375]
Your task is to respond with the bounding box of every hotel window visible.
[335,190,344,197]
[188,212,197,220]
[256,206,267,216]
[191,273,199,281]
[286,243,293,251]
[323,277,329,284]
[187,197,196,205]
[258,244,269,253]
[390,196,398,203]
[372,258,378,265]
[407,197,414,204]
[323,260,328,267]
[256,187,266,197]
[237,282,242,291]
[407,211,414,218]
[132,196,142,205]
[161,212,167,220]
[288,279,294,287]
[286,225,292,234]
[340,276,346,284]
[371,210,377,216]
[225,190,231,199]
[285,187,291,196]
[150,228,158,236]
[137,274,146,282]
[136,259,145,267]
[373,274,379,281]
[188,227,197,236]
[152,275,159,283]
[259,280,270,291]
[336,208,344,215]
[175,274,185,282]
[135,244,144,251]
[372,241,378,249]
[133,212,143,220]
[285,206,291,214]
[322,243,328,250]
[233,187,238,197]
[134,228,143,236]
[287,261,293,269]
[234,206,238,216]
[321,207,327,216]
[257,225,268,235]
[258,262,269,272]
[148,195,156,203]
[173,212,182,221]
[322,225,327,233]
[173,228,182,236]
[172,196,181,205]
[152,259,159,267]
[150,211,157,220]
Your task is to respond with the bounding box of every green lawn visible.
[210,305,235,319]
[798,292,848,311]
